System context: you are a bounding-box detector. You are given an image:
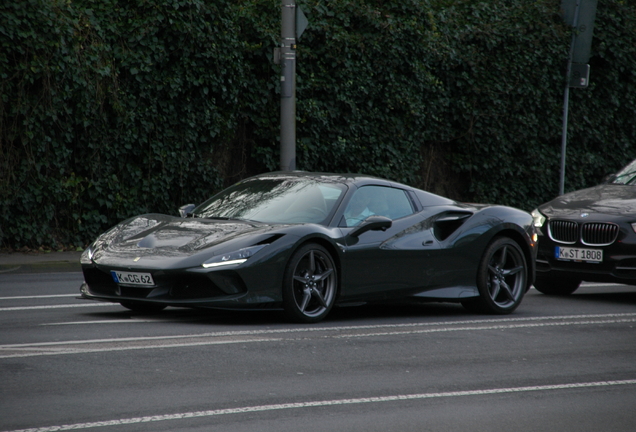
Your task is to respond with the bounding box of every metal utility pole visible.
[559,0,581,196]
[279,0,297,171]
[559,0,597,195]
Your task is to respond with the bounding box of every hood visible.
[91,214,285,262]
[539,184,636,218]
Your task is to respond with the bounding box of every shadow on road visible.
[561,290,636,306]
[76,299,474,327]
[75,285,636,327]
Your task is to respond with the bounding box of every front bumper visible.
[79,263,281,310]
[536,240,636,285]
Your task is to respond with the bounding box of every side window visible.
[342,186,414,227]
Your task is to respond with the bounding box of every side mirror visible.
[179,204,196,218]
[601,173,616,185]
[349,216,392,237]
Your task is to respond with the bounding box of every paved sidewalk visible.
[0,251,83,274]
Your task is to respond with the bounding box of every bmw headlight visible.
[531,209,546,228]
[202,245,266,268]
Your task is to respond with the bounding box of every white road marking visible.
[0,303,116,311]
[0,294,77,300]
[3,379,635,432]
[39,311,636,328]
[331,318,636,338]
[1,313,635,359]
[0,337,282,359]
[42,319,160,325]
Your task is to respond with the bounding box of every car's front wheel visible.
[462,237,527,314]
[533,275,581,295]
[283,243,338,323]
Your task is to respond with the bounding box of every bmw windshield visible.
[610,159,636,185]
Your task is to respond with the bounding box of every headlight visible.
[202,245,266,268]
[631,223,636,234]
[531,209,546,228]
[80,246,94,265]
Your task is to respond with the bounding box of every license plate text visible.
[555,247,603,263]
[111,271,155,286]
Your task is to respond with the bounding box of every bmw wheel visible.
[462,237,527,314]
[283,243,337,323]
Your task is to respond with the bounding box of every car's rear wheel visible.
[462,237,527,314]
[533,275,581,295]
[120,301,167,313]
[283,243,337,323]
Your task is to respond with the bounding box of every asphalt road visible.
[1,271,635,432]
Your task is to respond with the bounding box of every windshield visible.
[611,159,636,185]
[192,177,347,224]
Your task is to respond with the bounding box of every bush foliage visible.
[1,0,635,249]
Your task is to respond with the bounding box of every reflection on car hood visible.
[93,214,281,259]
[539,185,636,217]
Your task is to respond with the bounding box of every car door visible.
[337,185,441,299]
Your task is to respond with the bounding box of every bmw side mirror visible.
[349,216,392,237]
[601,173,616,185]
[179,204,196,218]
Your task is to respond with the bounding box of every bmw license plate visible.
[554,246,603,263]
[111,270,155,286]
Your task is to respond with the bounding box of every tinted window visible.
[193,177,346,224]
[342,186,414,227]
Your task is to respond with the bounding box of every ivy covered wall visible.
[1,0,635,249]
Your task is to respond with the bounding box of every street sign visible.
[561,0,598,64]
[569,63,590,88]
[296,6,308,39]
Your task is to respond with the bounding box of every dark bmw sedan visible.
[531,159,636,295]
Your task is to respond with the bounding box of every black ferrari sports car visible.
[80,172,537,322]
[532,159,636,295]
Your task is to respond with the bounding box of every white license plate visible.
[111,271,155,286]
[555,246,603,263]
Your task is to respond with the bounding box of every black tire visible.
[462,237,527,314]
[533,275,581,295]
[283,243,338,323]
[120,301,167,313]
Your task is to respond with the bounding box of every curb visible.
[0,252,83,274]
